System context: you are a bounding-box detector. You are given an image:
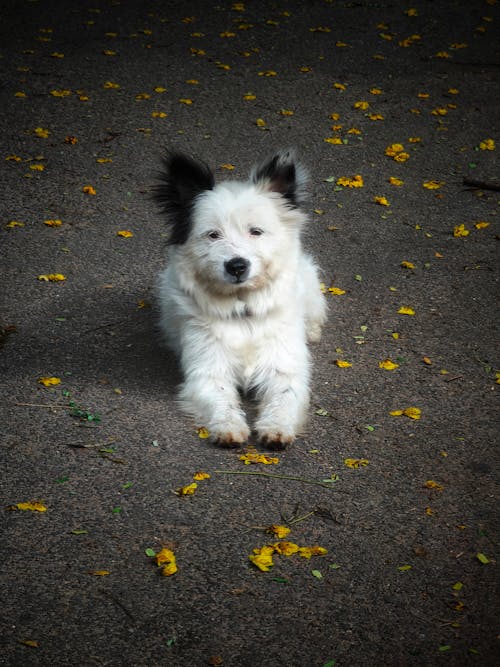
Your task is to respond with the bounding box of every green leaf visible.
[70,529,88,535]
[321,474,340,483]
[398,565,412,571]
[311,569,323,579]
[354,274,362,281]
[323,661,336,667]
[438,645,451,652]
[145,548,156,558]
[111,506,121,514]
[271,577,288,584]
[324,176,336,183]
[315,408,329,416]
[365,424,375,432]
[476,552,490,564]
[122,482,133,489]
[452,581,463,591]
[55,475,69,484]
[329,563,341,569]
[166,637,176,647]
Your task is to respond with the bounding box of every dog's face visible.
[156,150,308,295]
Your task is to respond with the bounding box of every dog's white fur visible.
[156,150,327,448]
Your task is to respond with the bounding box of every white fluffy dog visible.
[156,149,327,449]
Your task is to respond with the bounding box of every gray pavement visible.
[1,1,499,665]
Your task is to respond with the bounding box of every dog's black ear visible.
[155,152,215,244]
[251,149,307,207]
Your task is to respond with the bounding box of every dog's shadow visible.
[6,287,181,401]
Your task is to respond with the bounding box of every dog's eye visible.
[250,227,264,237]
[207,230,222,240]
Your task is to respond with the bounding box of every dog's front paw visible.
[209,422,250,448]
[258,430,295,451]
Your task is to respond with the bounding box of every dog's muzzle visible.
[224,257,250,283]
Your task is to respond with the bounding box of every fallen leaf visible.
[193,471,210,480]
[12,501,47,512]
[424,480,444,491]
[38,376,61,386]
[398,306,415,315]
[175,482,197,496]
[334,360,352,368]
[379,359,399,370]
[268,525,290,539]
[344,458,369,469]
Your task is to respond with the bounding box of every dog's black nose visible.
[225,257,250,282]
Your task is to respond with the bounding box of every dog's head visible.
[155,150,308,294]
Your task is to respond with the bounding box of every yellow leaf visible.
[268,525,290,539]
[34,127,50,138]
[379,359,399,370]
[423,180,444,189]
[6,220,25,228]
[249,545,275,571]
[175,482,197,496]
[353,100,369,110]
[197,427,210,439]
[103,81,120,89]
[479,138,495,151]
[424,480,444,491]
[161,562,178,576]
[298,545,328,559]
[344,458,369,469]
[19,640,39,648]
[328,286,346,295]
[179,98,193,105]
[239,452,279,465]
[82,185,96,195]
[155,548,176,566]
[151,111,168,118]
[422,356,432,365]
[38,376,61,386]
[272,541,299,555]
[324,137,343,144]
[334,360,352,368]
[38,273,66,282]
[15,501,47,512]
[256,118,266,127]
[425,506,434,516]
[374,196,390,206]
[385,143,404,156]
[193,471,210,481]
[398,306,415,315]
[116,230,133,238]
[453,224,469,237]
[44,219,62,227]
[474,221,490,230]
[389,409,404,416]
[403,407,421,420]
[333,82,346,90]
[401,261,415,269]
[336,174,364,187]
[88,570,111,576]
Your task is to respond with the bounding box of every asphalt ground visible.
[1,1,499,665]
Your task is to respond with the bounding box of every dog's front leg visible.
[254,361,310,450]
[178,344,250,446]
